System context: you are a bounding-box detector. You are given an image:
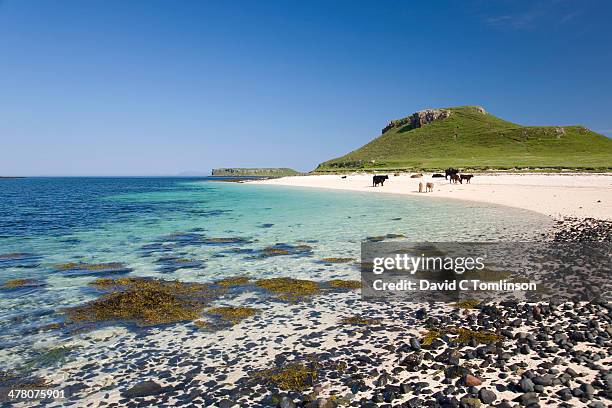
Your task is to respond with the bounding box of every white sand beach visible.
[252,173,612,220]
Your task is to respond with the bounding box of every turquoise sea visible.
[0,177,551,366]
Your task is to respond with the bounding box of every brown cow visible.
[450,174,461,184]
[426,182,434,192]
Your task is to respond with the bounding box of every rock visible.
[382,109,452,133]
[409,109,451,129]
[464,374,482,387]
[121,380,163,398]
[445,365,469,379]
[460,396,481,408]
[515,392,538,406]
[580,383,595,395]
[218,399,235,408]
[415,308,428,320]
[410,337,421,351]
[557,388,572,401]
[314,398,336,408]
[402,353,423,371]
[312,385,324,396]
[377,373,391,386]
[279,396,296,408]
[532,375,553,386]
[383,389,396,403]
[400,382,413,394]
[478,388,496,404]
[519,378,535,392]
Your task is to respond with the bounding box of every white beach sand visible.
[252,173,612,220]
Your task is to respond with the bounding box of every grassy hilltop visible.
[315,106,612,172]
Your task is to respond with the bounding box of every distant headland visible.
[211,168,299,177]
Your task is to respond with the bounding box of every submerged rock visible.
[0,252,42,269]
[54,262,132,276]
[155,255,204,273]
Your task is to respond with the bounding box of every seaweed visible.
[194,320,211,329]
[327,279,361,290]
[421,327,501,346]
[340,315,381,326]
[455,328,501,344]
[67,277,219,326]
[421,329,443,346]
[2,279,41,289]
[454,299,481,309]
[255,362,318,391]
[256,278,320,301]
[207,306,258,324]
[258,244,313,258]
[215,276,251,287]
[320,257,354,263]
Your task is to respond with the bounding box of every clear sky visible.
[1,0,611,176]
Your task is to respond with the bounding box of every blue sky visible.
[1,0,611,176]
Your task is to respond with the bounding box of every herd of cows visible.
[370,168,475,191]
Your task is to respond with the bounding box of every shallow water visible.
[0,177,552,365]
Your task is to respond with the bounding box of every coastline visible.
[250,173,612,221]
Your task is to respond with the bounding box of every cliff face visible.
[381,107,485,134]
[211,168,299,177]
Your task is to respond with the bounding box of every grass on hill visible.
[315,106,612,172]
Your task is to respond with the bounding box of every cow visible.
[460,174,473,184]
[432,173,445,178]
[445,168,459,180]
[426,182,434,192]
[450,174,461,184]
[372,175,389,187]
[418,181,423,193]
[410,173,423,178]
[341,175,347,179]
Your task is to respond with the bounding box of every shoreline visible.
[250,173,612,221]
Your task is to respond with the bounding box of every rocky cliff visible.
[381,106,486,134]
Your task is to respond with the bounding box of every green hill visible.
[315,106,612,172]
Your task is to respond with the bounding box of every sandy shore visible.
[252,173,612,220]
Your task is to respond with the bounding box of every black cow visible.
[432,173,445,178]
[460,174,473,184]
[372,175,389,187]
[445,168,459,180]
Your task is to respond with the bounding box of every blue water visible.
[0,177,551,357]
